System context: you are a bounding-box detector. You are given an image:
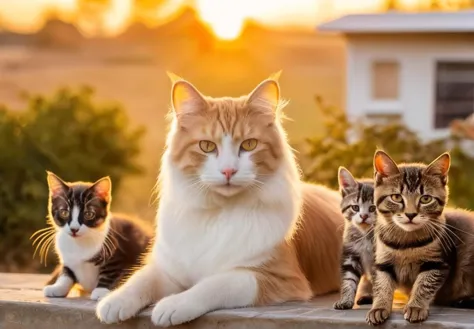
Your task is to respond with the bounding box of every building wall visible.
[346,33,474,139]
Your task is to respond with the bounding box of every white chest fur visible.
[154,161,302,289]
[56,230,105,292]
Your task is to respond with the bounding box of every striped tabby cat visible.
[36,172,152,300]
[334,167,375,310]
[367,150,474,326]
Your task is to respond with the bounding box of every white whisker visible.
[32,231,56,259]
[30,226,55,239]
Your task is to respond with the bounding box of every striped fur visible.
[40,173,152,300]
[334,167,375,310]
[367,151,474,326]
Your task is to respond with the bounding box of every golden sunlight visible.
[102,0,132,35]
[194,0,334,41]
[196,0,246,40]
[0,0,446,37]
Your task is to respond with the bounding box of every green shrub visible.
[301,96,474,210]
[0,87,145,272]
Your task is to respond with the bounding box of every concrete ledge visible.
[1,273,474,329]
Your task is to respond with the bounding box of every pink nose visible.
[222,168,237,180]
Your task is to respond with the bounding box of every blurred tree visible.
[133,0,167,21]
[383,0,474,10]
[450,0,474,8]
[134,0,165,10]
[427,0,444,9]
[131,0,187,28]
[301,96,474,210]
[37,10,84,49]
[0,87,145,272]
[384,0,400,10]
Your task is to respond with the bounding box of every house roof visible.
[318,11,474,34]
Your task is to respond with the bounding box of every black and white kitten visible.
[40,171,152,301]
[334,167,376,310]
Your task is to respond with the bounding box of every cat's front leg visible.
[366,263,396,326]
[403,261,448,323]
[96,262,179,324]
[334,254,363,310]
[151,270,257,327]
[90,276,112,301]
[43,266,76,298]
[91,287,110,301]
[91,260,122,301]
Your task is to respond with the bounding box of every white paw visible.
[90,287,110,301]
[96,291,141,324]
[43,284,68,298]
[151,294,205,327]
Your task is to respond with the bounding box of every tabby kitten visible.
[334,167,375,310]
[367,150,474,326]
[38,172,151,300]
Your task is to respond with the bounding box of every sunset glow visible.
[196,0,246,40]
[101,0,132,35]
[0,0,456,39]
[195,0,323,40]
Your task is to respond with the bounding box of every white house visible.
[318,11,474,139]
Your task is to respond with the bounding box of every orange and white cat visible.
[96,75,344,326]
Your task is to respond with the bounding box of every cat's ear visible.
[247,79,280,113]
[90,176,112,203]
[426,152,450,178]
[374,150,400,177]
[338,167,358,195]
[46,171,69,195]
[171,80,207,115]
[269,70,282,81]
[166,71,183,84]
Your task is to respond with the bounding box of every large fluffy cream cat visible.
[96,75,344,326]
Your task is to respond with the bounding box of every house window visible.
[371,61,399,100]
[435,62,474,129]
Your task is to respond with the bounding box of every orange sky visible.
[0,0,430,39]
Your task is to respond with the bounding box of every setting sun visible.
[196,0,246,40]
[194,0,327,41]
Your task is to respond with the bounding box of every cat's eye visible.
[420,195,433,204]
[58,209,69,219]
[240,139,258,152]
[84,211,95,220]
[351,205,359,212]
[199,140,217,153]
[391,194,403,202]
[369,205,376,213]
